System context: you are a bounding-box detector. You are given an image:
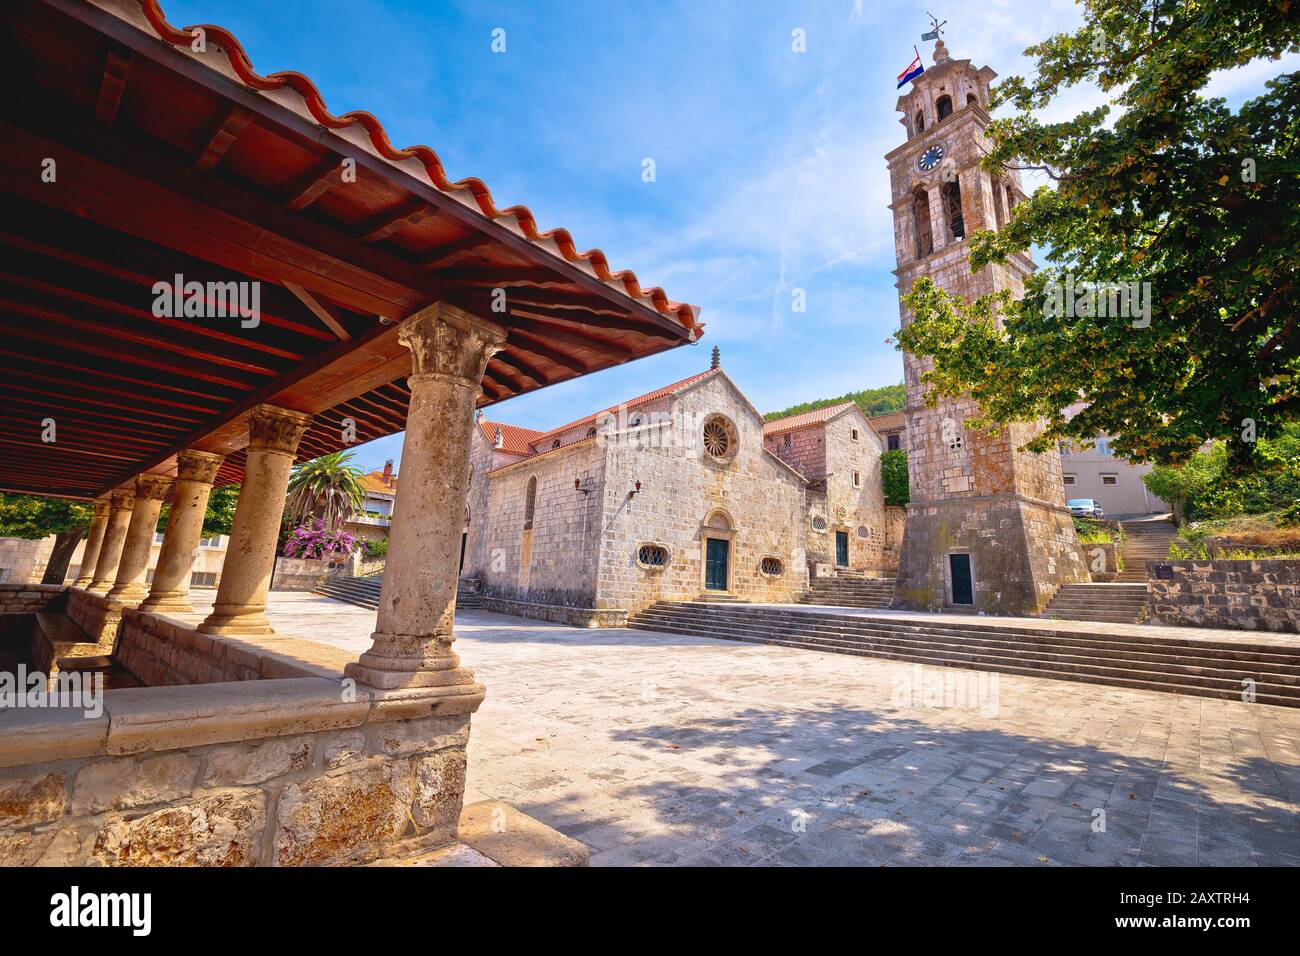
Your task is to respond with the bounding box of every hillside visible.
[764,383,906,422]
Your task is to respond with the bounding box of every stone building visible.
[461,359,891,622]
[887,37,1089,615]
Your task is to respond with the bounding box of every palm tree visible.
[284,452,367,532]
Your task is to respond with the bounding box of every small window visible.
[915,111,925,133]
[629,412,645,427]
[811,515,827,532]
[1063,475,1077,485]
[853,470,861,488]
[1102,475,1118,486]
[760,557,784,577]
[887,434,901,451]
[586,427,597,439]
[783,433,791,448]
[949,433,964,452]
[936,95,953,120]
[857,526,869,538]
[850,427,859,442]
[637,544,668,569]
[524,476,537,530]
[551,439,561,450]
[966,92,977,107]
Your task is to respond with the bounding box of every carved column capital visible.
[135,474,173,501]
[91,498,111,519]
[109,490,136,512]
[399,302,507,389]
[247,404,313,456]
[176,449,226,484]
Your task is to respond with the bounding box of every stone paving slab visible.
[205,593,1300,867]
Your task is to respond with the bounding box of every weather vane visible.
[921,12,947,42]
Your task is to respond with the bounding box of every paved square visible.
[231,593,1300,866]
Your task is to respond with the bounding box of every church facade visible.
[461,359,893,622]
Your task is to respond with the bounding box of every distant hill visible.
[764,383,907,422]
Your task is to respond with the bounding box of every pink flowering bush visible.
[282,519,359,560]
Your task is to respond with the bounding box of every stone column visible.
[86,490,135,593]
[138,450,225,614]
[72,498,111,588]
[348,303,505,689]
[199,405,312,635]
[106,474,173,604]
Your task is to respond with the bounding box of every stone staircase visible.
[798,577,896,608]
[1040,583,1149,624]
[627,602,1300,707]
[1116,518,1177,583]
[314,574,484,611]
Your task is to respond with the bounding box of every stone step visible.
[628,618,1300,696]
[626,607,1300,706]
[629,624,1300,708]
[635,605,1300,667]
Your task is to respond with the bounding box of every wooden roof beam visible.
[194,106,252,172]
[95,49,131,127]
[284,282,352,341]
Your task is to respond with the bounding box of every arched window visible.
[915,110,925,133]
[1005,183,1016,220]
[586,426,597,439]
[637,544,669,569]
[760,557,784,577]
[524,476,536,530]
[992,177,1006,229]
[966,92,978,107]
[936,96,953,120]
[941,180,965,240]
[913,189,934,258]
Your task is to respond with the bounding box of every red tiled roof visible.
[533,369,720,443]
[359,471,397,495]
[478,420,546,457]
[868,411,907,432]
[763,401,857,437]
[135,0,701,334]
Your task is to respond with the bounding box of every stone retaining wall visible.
[0,659,482,866]
[1075,541,1119,582]
[1147,559,1300,633]
[66,588,122,647]
[477,595,628,629]
[0,583,64,615]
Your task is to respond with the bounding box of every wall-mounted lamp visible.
[630,481,642,497]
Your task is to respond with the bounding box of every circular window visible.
[810,514,827,532]
[637,543,669,570]
[760,557,784,576]
[702,414,738,462]
[857,525,869,538]
[836,506,848,522]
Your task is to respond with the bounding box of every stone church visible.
[461,353,896,624]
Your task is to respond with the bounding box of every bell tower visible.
[888,36,1088,615]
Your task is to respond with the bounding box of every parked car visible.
[1067,498,1105,519]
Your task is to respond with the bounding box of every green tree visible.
[0,493,92,585]
[896,0,1300,472]
[881,449,910,506]
[156,483,240,540]
[1142,443,1227,524]
[765,383,907,422]
[284,452,366,532]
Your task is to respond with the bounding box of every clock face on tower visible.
[917,143,946,171]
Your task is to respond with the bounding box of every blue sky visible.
[162,0,1293,475]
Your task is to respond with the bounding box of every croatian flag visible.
[897,52,925,89]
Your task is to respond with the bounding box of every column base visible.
[85,582,114,594]
[104,584,149,606]
[136,591,195,615]
[346,640,478,690]
[198,605,275,636]
[71,577,94,589]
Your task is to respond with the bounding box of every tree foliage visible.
[881,449,910,506]
[284,452,366,532]
[897,0,1300,472]
[157,483,240,540]
[0,493,91,540]
[1144,422,1300,522]
[765,383,906,422]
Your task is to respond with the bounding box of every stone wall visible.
[270,557,350,591]
[597,373,808,610]
[1146,560,1300,633]
[0,677,474,866]
[818,406,890,574]
[468,440,606,608]
[65,588,122,647]
[476,596,627,629]
[0,583,64,615]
